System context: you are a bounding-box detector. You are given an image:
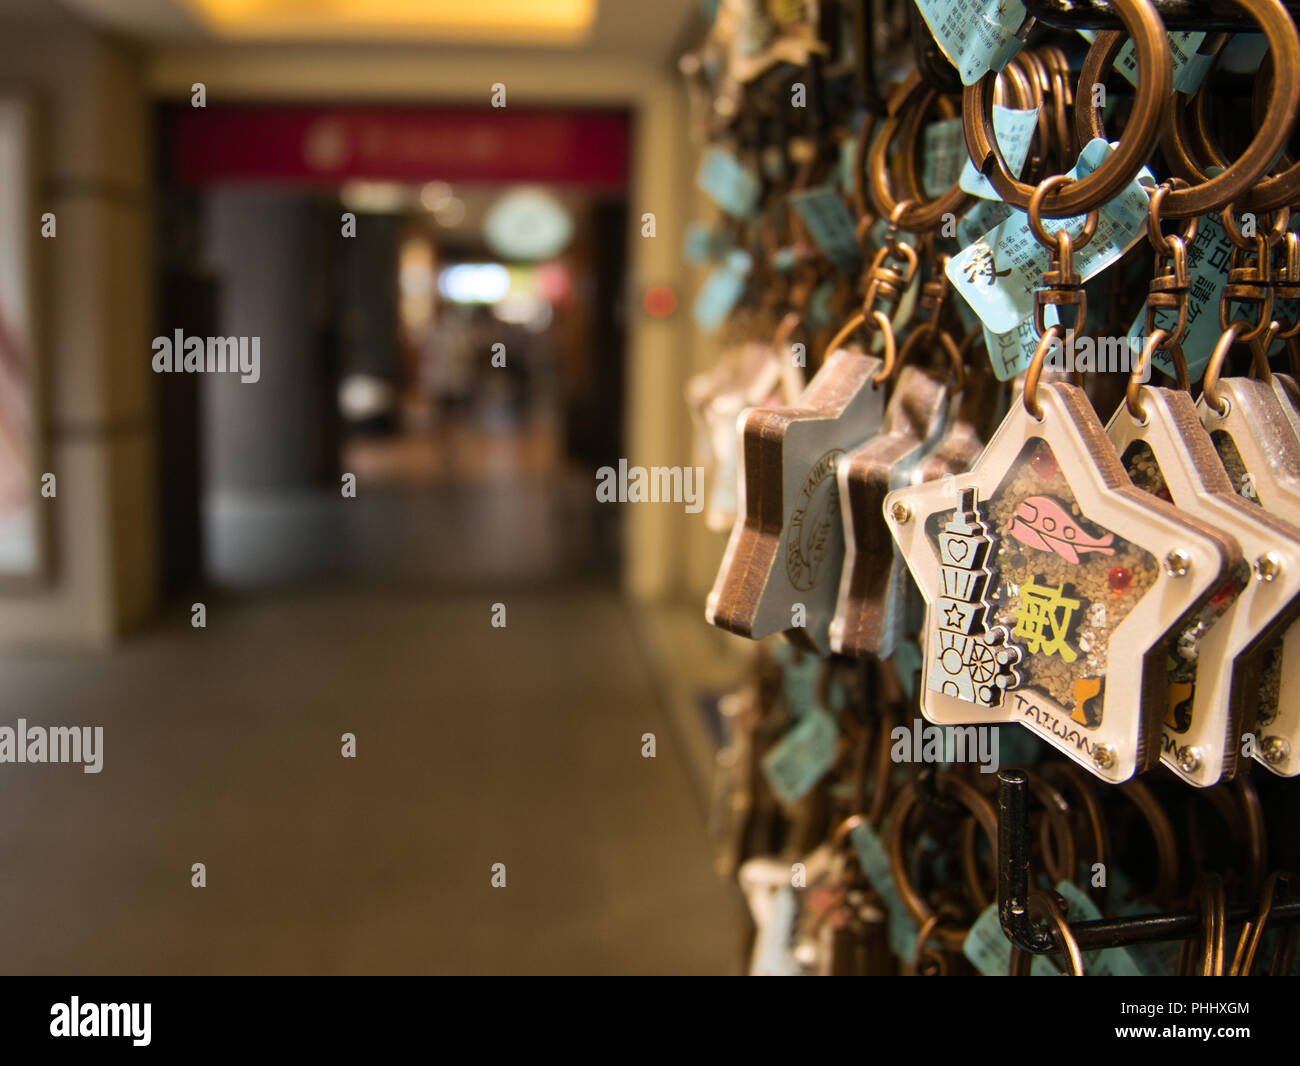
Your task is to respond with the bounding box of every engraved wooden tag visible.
[706,349,887,654]
[829,366,948,659]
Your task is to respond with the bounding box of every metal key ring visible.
[910,914,950,976]
[1022,324,1062,421]
[821,309,897,386]
[1147,179,1198,256]
[1229,871,1297,975]
[1039,761,1111,912]
[869,72,971,233]
[1202,321,1249,414]
[1116,779,1180,910]
[1178,873,1227,976]
[964,0,1171,218]
[1141,0,1300,216]
[1026,770,1078,888]
[898,91,961,213]
[1028,175,1100,250]
[887,774,999,953]
[895,323,965,392]
[1126,330,1165,422]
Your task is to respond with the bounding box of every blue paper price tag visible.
[697,146,760,219]
[1079,29,1215,95]
[983,304,1059,381]
[850,821,920,961]
[959,105,1039,200]
[915,0,1028,85]
[923,117,967,197]
[761,706,839,805]
[948,139,1155,336]
[693,252,751,332]
[790,186,863,276]
[1054,880,1143,976]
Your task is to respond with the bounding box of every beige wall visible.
[0,17,157,647]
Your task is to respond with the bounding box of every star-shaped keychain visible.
[688,340,805,532]
[707,348,887,654]
[829,365,948,659]
[1198,374,1300,776]
[1108,384,1300,787]
[885,379,1240,782]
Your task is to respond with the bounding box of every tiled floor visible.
[0,587,738,974]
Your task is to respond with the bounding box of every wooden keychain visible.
[1198,327,1300,777]
[688,320,807,533]
[1106,340,1300,787]
[705,345,889,653]
[828,360,950,660]
[707,207,923,653]
[884,330,1242,782]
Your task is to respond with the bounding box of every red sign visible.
[165,104,629,189]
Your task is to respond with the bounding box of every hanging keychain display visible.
[681,0,1300,977]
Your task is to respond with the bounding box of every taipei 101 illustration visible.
[929,488,1020,707]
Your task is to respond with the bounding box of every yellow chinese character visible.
[1013,579,1080,663]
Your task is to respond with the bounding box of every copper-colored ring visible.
[1028,176,1100,250]
[1039,762,1110,912]
[1125,329,1167,421]
[910,914,949,976]
[1117,779,1180,909]
[1221,206,1290,251]
[1203,322,1248,416]
[1179,874,1227,976]
[870,72,971,232]
[1023,325,1062,421]
[1024,770,1077,888]
[1147,180,1197,255]
[867,703,897,827]
[886,774,999,953]
[965,0,1170,217]
[896,323,965,392]
[1233,777,1267,895]
[898,92,960,209]
[1230,871,1296,975]
[1153,2,1300,215]
[1249,323,1279,386]
[1147,0,1300,216]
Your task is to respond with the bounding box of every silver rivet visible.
[1164,549,1191,577]
[1178,747,1202,774]
[1261,735,1291,765]
[1093,744,1116,771]
[1256,552,1282,582]
[891,501,912,524]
